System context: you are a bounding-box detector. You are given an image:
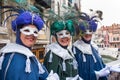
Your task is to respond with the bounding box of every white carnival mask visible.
[56,30,71,38]
[20,26,39,37]
[85,30,94,34]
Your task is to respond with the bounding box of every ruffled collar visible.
[0,43,45,74]
[46,42,74,60]
[73,40,98,55]
[0,43,34,57]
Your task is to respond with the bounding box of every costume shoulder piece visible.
[0,43,34,57]
[73,40,93,55]
[46,43,73,60]
[0,43,45,74]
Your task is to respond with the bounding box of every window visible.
[113,37,116,41]
[117,37,119,41]
[32,48,45,63]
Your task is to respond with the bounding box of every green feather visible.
[50,20,75,36]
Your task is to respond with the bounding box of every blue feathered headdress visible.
[12,11,44,31]
[78,12,98,34]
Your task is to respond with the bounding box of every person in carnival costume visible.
[0,11,59,80]
[72,12,110,80]
[43,18,83,80]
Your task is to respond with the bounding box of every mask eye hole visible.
[34,31,38,34]
[66,31,70,35]
[58,33,63,36]
[89,30,92,32]
[24,29,30,32]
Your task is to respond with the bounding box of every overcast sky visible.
[81,0,120,27]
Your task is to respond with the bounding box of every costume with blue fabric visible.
[73,14,108,80]
[0,11,49,80]
[73,40,107,80]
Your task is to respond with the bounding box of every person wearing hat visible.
[0,11,59,80]
[44,20,83,80]
[72,16,110,80]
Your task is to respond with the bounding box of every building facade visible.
[94,23,120,48]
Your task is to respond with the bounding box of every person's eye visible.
[66,32,70,35]
[89,30,92,32]
[58,33,63,36]
[34,31,38,34]
[24,29,30,32]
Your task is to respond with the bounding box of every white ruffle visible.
[0,53,5,70]
[82,54,86,62]
[0,43,34,56]
[46,43,73,60]
[73,40,93,55]
[48,51,53,63]
[73,40,97,63]
[73,59,78,69]
[0,43,45,74]
[92,54,97,63]
[36,58,45,74]
[62,61,66,71]
[73,47,76,54]
[25,57,31,73]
